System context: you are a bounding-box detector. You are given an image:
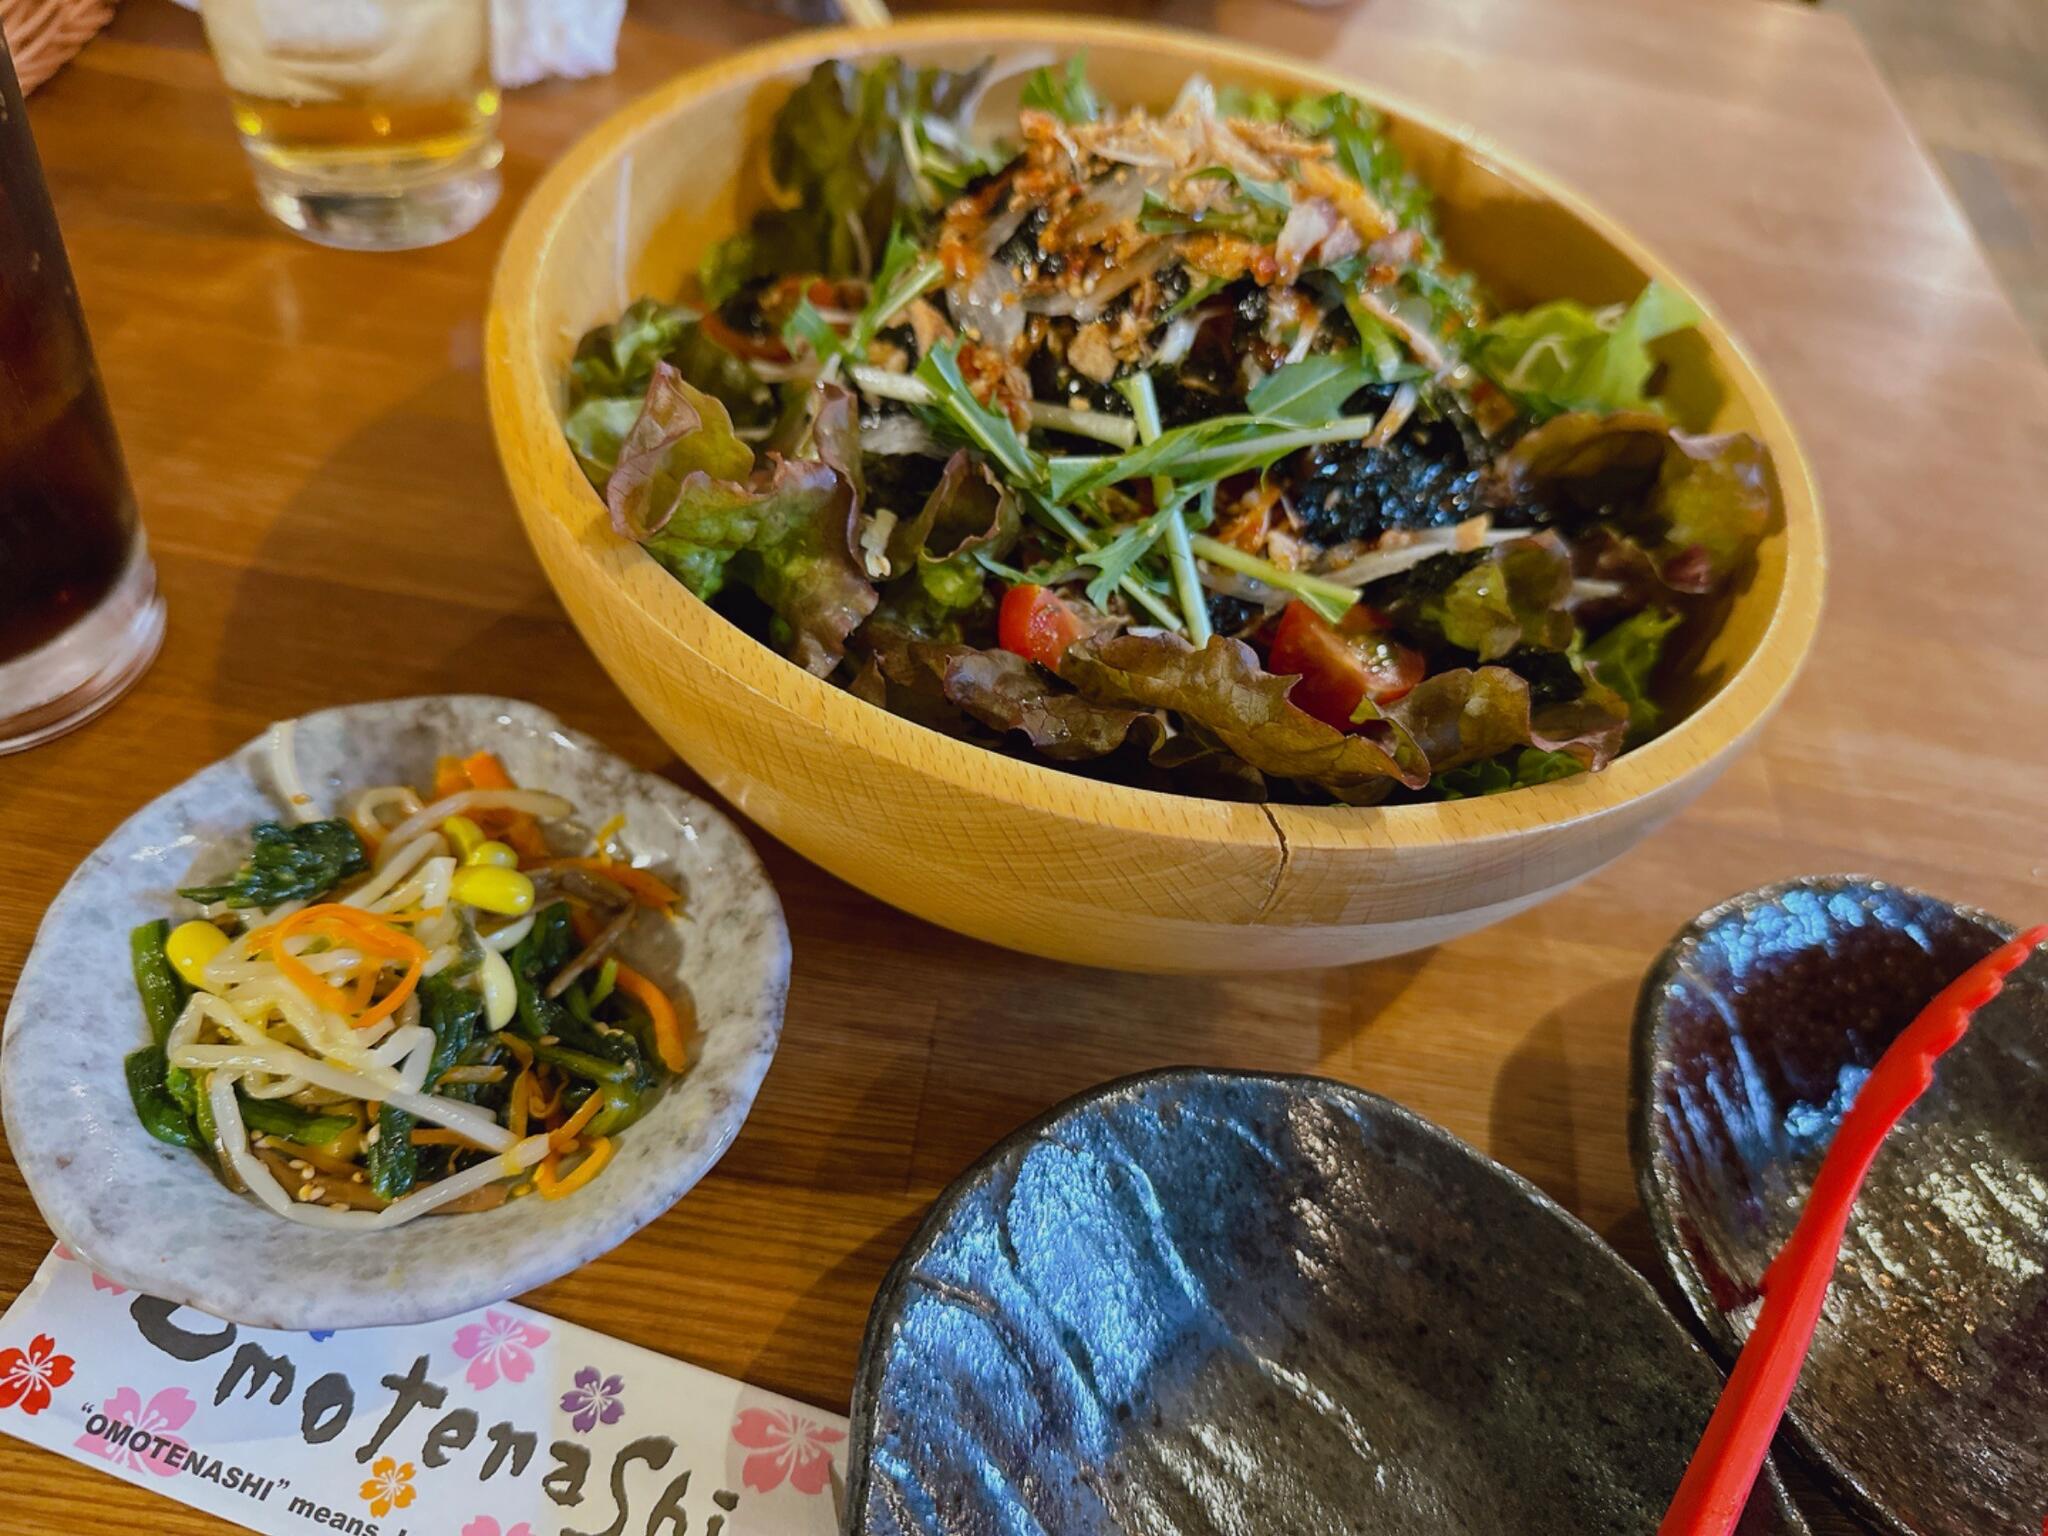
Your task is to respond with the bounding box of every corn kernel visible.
[464,839,519,869]
[451,866,534,916]
[479,947,518,1030]
[165,920,229,990]
[440,814,486,860]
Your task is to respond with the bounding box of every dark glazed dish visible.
[1632,876,2048,1536]
[848,1068,1807,1535]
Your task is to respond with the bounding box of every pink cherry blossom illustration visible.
[75,1386,197,1476]
[52,1244,126,1294]
[461,1519,535,1536]
[450,1310,550,1391]
[731,1406,845,1495]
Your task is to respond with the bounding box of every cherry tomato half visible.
[998,583,1093,671]
[1267,600,1426,729]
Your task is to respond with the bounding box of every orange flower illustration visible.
[359,1457,417,1517]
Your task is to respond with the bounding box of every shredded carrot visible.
[501,820,550,861]
[569,907,602,946]
[549,1092,605,1152]
[506,1069,532,1139]
[536,1136,613,1200]
[410,1127,494,1148]
[528,858,682,913]
[262,1138,359,1177]
[496,1031,533,1067]
[375,907,442,925]
[533,1149,562,1194]
[612,964,690,1073]
[591,813,626,859]
[460,749,514,789]
[249,904,428,1029]
[461,749,549,859]
[527,1072,564,1120]
[432,755,470,799]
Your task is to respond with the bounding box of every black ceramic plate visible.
[848,1069,1808,1535]
[1631,876,2048,1536]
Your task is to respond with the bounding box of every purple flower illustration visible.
[559,1366,625,1433]
[450,1310,550,1392]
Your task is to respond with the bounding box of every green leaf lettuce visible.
[607,364,877,674]
[1581,606,1680,739]
[1473,282,1701,418]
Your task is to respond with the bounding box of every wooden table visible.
[6,0,2044,1529]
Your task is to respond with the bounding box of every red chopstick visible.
[1659,923,2048,1536]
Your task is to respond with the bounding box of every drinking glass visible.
[0,31,165,754]
[200,0,502,250]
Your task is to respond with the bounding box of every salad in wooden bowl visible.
[487,20,1821,971]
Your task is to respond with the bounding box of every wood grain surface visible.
[6,0,2045,1530]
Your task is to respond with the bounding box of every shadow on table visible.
[1485,974,1639,1218]
[745,1196,928,1409]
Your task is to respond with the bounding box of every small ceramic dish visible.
[1,695,790,1330]
[1632,876,2048,1536]
[848,1068,1808,1535]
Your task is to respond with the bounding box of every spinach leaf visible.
[367,1103,418,1201]
[418,972,487,1082]
[178,820,368,910]
[508,900,579,1041]
[238,1095,354,1146]
[126,1046,200,1149]
[365,972,487,1201]
[130,919,186,1048]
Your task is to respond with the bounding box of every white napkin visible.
[491,0,624,87]
[169,0,626,87]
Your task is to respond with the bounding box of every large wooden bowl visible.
[486,17,1823,973]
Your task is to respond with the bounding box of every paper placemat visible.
[0,1247,845,1536]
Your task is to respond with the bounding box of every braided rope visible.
[2,0,118,93]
